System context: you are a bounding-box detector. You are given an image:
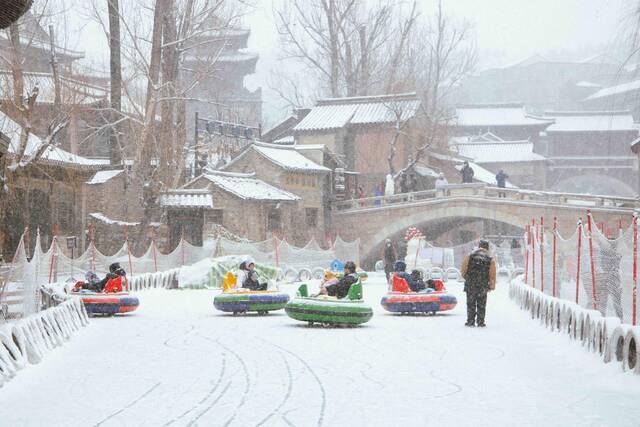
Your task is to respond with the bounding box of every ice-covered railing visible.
[333,183,640,212]
[523,211,638,325]
[0,229,360,317]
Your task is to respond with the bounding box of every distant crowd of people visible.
[349,162,510,202]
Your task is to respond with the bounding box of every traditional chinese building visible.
[293,93,421,190]
[542,110,639,196]
[453,103,554,141]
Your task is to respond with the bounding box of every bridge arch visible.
[361,204,526,262]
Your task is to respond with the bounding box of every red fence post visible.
[586,210,598,310]
[181,227,186,267]
[633,213,638,326]
[125,225,134,282]
[48,235,57,284]
[540,217,544,294]
[532,219,536,289]
[524,225,530,285]
[552,217,557,298]
[576,220,583,305]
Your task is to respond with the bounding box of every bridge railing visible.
[334,183,640,212]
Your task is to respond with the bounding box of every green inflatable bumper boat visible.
[285,281,373,326]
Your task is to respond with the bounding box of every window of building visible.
[305,208,318,227]
[209,209,223,225]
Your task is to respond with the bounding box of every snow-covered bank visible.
[1,274,640,426]
[0,298,88,388]
[509,275,640,374]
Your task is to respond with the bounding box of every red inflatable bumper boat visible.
[71,276,139,316]
[380,275,457,314]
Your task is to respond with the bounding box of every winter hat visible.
[324,270,336,281]
[394,260,407,272]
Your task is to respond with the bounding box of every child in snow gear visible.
[410,269,427,292]
[461,240,496,327]
[238,259,267,291]
[393,261,421,292]
[321,261,358,299]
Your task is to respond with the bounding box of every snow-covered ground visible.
[2,273,640,426]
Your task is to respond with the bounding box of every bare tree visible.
[384,0,476,178]
[274,0,417,102]
[107,0,122,165]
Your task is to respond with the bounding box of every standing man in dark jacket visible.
[461,161,474,183]
[495,169,508,198]
[461,240,496,327]
[383,239,397,283]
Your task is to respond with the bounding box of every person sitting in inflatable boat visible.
[74,263,127,293]
[393,261,426,292]
[236,258,267,291]
[319,261,359,299]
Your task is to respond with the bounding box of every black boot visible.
[465,321,475,327]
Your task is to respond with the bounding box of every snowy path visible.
[2,273,640,427]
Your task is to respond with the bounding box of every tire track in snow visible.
[163,353,227,426]
[265,340,327,427]
[186,381,233,427]
[163,324,196,349]
[430,369,463,399]
[194,331,252,427]
[93,382,161,426]
[254,351,293,426]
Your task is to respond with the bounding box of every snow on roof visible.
[454,141,546,163]
[0,111,105,169]
[455,104,554,127]
[544,111,637,132]
[450,132,505,144]
[0,70,108,105]
[273,135,295,144]
[294,93,420,131]
[224,142,330,173]
[455,162,517,188]
[159,189,214,209]
[414,164,439,178]
[575,81,602,88]
[293,144,326,150]
[201,171,300,201]
[583,79,640,102]
[89,212,139,227]
[86,169,124,185]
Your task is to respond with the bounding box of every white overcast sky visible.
[61,0,634,123]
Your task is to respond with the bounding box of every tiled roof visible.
[200,171,300,201]
[294,93,421,131]
[544,111,637,132]
[584,79,640,101]
[253,143,330,173]
[454,141,546,163]
[455,104,554,128]
[0,70,108,105]
[159,189,214,209]
[223,142,330,173]
[1,111,105,169]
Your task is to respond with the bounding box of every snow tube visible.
[285,282,373,326]
[71,290,140,315]
[606,324,630,366]
[213,290,290,314]
[623,327,640,373]
[380,291,457,314]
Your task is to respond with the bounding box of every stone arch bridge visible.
[331,184,640,263]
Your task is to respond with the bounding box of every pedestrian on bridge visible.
[460,161,474,184]
[496,169,508,198]
[461,240,496,327]
[435,173,449,196]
